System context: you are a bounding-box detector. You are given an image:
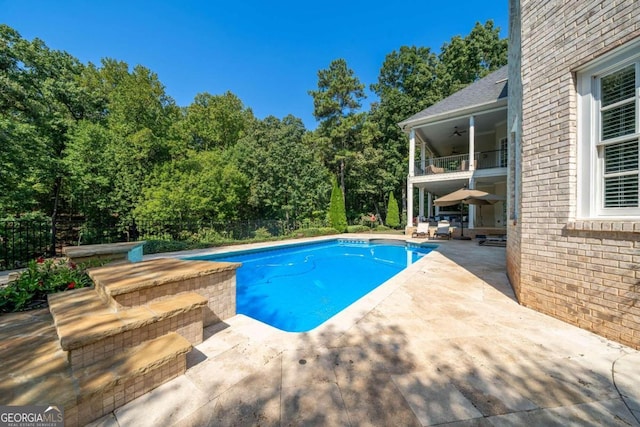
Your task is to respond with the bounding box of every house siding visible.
[510,0,640,349]
[507,0,522,297]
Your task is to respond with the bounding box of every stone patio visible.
[2,236,639,426]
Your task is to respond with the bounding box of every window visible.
[577,41,640,218]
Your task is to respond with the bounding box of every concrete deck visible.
[2,236,640,426]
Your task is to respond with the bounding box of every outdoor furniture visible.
[478,235,506,247]
[434,221,451,239]
[426,164,445,174]
[412,222,430,238]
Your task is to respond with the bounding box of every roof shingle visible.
[399,65,508,127]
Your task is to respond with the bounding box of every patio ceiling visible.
[413,172,506,198]
[414,178,469,197]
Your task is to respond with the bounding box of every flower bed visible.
[0,257,105,312]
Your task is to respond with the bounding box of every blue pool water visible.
[188,239,434,332]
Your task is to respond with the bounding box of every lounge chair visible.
[412,222,430,239]
[434,221,451,239]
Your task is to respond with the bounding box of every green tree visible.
[64,59,181,230]
[309,59,366,211]
[0,24,102,246]
[234,115,330,222]
[369,46,440,218]
[134,150,249,224]
[386,192,400,228]
[437,20,508,96]
[328,178,347,233]
[179,91,252,151]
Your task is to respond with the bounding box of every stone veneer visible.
[49,287,206,370]
[508,0,640,349]
[66,333,190,427]
[90,258,240,327]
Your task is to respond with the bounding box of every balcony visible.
[414,150,507,176]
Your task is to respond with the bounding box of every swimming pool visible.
[188,239,434,332]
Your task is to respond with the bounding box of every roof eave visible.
[398,97,508,133]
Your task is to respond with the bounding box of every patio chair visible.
[434,221,451,240]
[412,222,430,239]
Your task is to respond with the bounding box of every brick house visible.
[403,1,640,349]
[507,1,640,349]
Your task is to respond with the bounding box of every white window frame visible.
[577,40,640,219]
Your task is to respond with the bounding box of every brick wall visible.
[507,0,523,297]
[512,0,640,349]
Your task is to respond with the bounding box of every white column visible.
[418,138,426,220]
[407,129,415,227]
[427,192,433,218]
[409,129,416,177]
[469,115,475,171]
[468,177,475,229]
[407,177,414,227]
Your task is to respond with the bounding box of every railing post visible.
[50,217,57,257]
[468,115,475,172]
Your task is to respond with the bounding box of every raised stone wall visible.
[109,267,236,326]
[90,258,239,327]
[514,0,640,348]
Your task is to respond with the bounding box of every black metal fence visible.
[0,219,52,271]
[0,217,329,271]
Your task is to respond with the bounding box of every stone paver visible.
[3,236,640,426]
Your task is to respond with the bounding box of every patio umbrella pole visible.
[456,202,471,240]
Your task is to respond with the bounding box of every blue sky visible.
[2,0,508,129]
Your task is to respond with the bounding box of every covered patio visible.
[400,66,509,235]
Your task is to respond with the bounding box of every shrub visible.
[386,192,400,228]
[328,179,347,233]
[0,257,103,313]
[291,227,339,238]
[347,225,371,233]
[143,239,194,254]
[191,228,231,245]
[253,227,272,240]
[374,225,391,232]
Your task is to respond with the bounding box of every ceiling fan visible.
[451,126,467,137]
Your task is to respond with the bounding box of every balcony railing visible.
[414,150,506,176]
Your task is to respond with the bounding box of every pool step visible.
[43,254,243,426]
[68,332,192,427]
[48,287,206,370]
[89,258,240,326]
[47,285,204,427]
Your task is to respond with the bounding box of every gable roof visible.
[398,65,508,129]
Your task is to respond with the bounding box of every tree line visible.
[0,22,506,235]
